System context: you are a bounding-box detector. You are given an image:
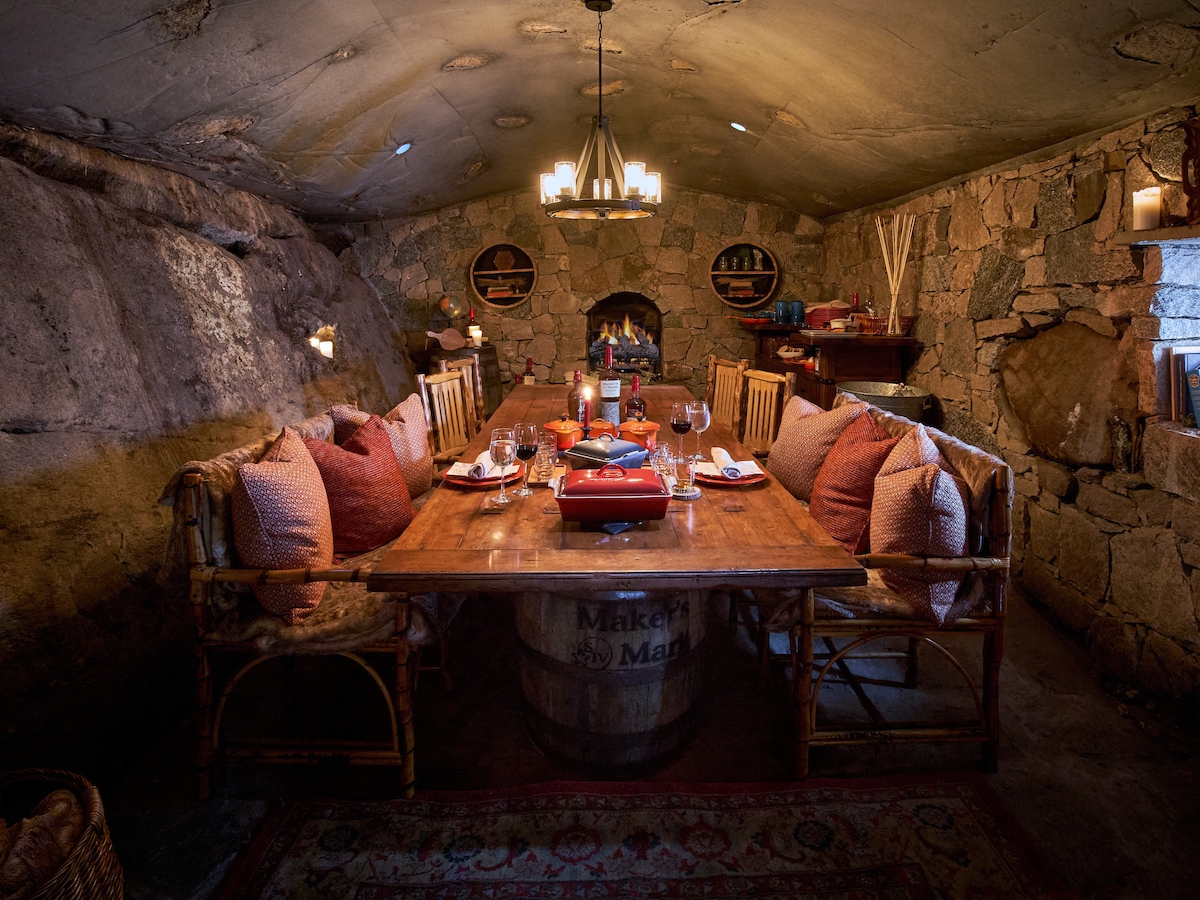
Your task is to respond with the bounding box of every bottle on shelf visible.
[566,369,585,422]
[522,357,536,385]
[598,345,622,424]
[468,307,477,326]
[624,373,646,421]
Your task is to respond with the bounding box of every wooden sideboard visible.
[749,329,920,409]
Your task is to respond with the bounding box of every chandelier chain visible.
[597,8,604,122]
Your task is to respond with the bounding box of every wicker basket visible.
[0,769,124,900]
[852,314,914,336]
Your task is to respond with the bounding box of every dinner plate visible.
[693,471,766,487]
[441,465,524,490]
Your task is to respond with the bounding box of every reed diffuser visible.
[875,213,916,335]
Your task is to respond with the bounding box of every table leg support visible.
[793,588,815,778]
[395,599,416,799]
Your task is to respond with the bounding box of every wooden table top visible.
[368,384,866,594]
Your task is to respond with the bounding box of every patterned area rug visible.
[219,773,1071,900]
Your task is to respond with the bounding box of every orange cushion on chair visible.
[870,425,970,623]
[331,394,434,498]
[810,414,900,553]
[766,397,866,502]
[233,427,334,625]
[305,416,415,556]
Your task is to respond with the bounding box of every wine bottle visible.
[522,357,535,385]
[598,345,622,424]
[566,369,585,422]
[624,373,645,421]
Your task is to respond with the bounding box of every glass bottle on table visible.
[598,344,622,425]
[624,373,646,421]
[565,369,585,422]
[512,423,538,497]
[489,427,516,505]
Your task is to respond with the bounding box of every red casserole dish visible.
[553,463,671,522]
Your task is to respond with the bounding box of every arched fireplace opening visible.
[586,292,663,380]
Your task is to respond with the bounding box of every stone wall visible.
[327,191,824,398]
[0,126,416,769]
[822,107,1200,697]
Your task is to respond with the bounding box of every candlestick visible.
[1132,187,1161,231]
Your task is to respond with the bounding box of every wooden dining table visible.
[369,383,865,773]
[369,383,865,594]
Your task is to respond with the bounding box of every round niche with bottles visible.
[709,243,779,309]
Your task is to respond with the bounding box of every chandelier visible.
[539,0,662,219]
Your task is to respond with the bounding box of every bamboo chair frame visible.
[182,473,416,800]
[738,369,796,457]
[418,369,477,464]
[787,466,1013,776]
[706,355,748,436]
[438,353,486,432]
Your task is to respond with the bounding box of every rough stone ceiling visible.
[3,0,1200,221]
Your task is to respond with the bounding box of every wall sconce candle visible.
[309,325,337,359]
[318,340,334,359]
[1132,187,1162,230]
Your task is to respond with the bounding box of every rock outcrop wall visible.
[823,107,1200,697]
[325,192,824,397]
[0,125,416,768]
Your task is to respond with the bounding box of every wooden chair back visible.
[706,355,748,434]
[739,369,795,456]
[418,370,474,461]
[437,353,485,431]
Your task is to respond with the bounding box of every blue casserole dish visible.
[564,433,648,469]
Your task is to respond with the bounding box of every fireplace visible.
[586,292,663,380]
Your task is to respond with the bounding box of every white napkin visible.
[696,448,763,479]
[447,450,519,479]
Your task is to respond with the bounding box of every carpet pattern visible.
[222,774,1070,900]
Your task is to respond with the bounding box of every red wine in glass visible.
[515,443,537,461]
[670,401,692,459]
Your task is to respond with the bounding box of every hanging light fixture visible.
[539,0,662,219]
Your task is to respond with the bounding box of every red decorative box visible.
[553,464,671,522]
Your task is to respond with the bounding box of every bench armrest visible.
[853,553,1009,573]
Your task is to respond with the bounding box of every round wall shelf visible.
[709,243,778,309]
[470,244,537,308]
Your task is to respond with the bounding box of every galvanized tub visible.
[837,380,931,423]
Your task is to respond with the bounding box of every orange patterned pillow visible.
[332,394,433,498]
[766,397,866,502]
[233,427,333,624]
[870,429,970,623]
[810,414,900,553]
[305,416,414,555]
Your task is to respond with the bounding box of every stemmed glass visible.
[670,401,692,460]
[686,400,710,462]
[512,423,538,497]
[489,427,516,505]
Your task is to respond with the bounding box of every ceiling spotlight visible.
[395,142,412,155]
[730,122,746,132]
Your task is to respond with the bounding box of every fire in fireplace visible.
[586,292,663,379]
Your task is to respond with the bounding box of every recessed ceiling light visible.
[395,142,412,155]
[730,122,746,132]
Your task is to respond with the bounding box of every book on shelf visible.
[1171,346,1200,422]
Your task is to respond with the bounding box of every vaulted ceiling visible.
[4,0,1200,221]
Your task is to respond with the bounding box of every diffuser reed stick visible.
[875,213,915,335]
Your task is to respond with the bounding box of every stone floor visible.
[95,588,1199,900]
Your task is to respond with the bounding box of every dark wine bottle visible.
[598,345,621,424]
[624,374,645,421]
[565,369,585,422]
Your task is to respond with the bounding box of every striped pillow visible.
[305,416,415,555]
[232,427,333,624]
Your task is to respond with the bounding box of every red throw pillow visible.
[331,394,434,498]
[233,427,334,624]
[810,414,901,553]
[870,425,970,623]
[766,397,866,502]
[305,416,415,555]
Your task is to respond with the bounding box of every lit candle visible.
[583,389,592,428]
[318,340,334,359]
[473,332,483,347]
[1132,187,1161,231]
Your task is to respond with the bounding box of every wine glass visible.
[513,423,538,497]
[670,401,692,460]
[686,400,710,462]
[489,427,516,505]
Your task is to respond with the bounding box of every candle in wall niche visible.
[318,340,334,359]
[1133,187,1162,230]
[472,333,483,347]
